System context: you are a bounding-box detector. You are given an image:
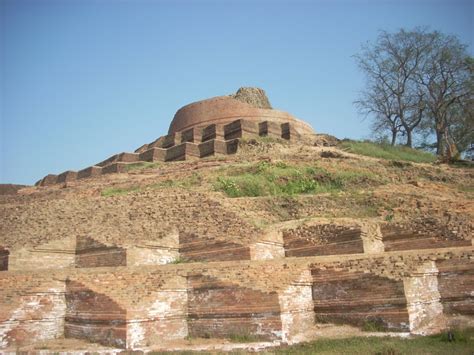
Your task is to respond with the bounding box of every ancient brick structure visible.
[35,88,316,187]
[1,88,473,351]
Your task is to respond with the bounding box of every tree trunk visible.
[436,130,444,155]
[391,130,397,146]
[405,129,413,148]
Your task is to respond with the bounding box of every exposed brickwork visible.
[65,280,127,348]
[187,274,282,340]
[311,267,410,331]
[179,232,251,262]
[0,248,8,271]
[380,216,472,252]
[75,236,127,268]
[283,224,364,257]
[436,257,474,316]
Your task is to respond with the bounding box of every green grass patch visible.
[228,333,263,343]
[101,185,141,197]
[340,140,437,163]
[214,161,382,198]
[124,161,162,171]
[272,328,474,355]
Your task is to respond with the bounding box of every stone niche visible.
[65,280,127,348]
[179,232,251,262]
[311,267,410,331]
[187,274,283,340]
[380,220,472,252]
[436,258,474,318]
[0,247,9,271]
[282,224,364,257]
[75,236,127,268]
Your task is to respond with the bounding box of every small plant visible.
[228,332,262,343]
[170,257,188,264]
[215,177,241,197]
[101,185,141,197]
[362,317,387,332]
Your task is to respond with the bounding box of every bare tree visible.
[355,81,402,145]
[354,29,433,147]
[418,38,472,157]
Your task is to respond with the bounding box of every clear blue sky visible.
[1,0,472,185]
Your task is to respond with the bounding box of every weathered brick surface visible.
[75,236,127,268]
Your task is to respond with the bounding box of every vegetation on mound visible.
[101,185,141,197]
[214,161,382,198]
[339,140,437,163]
[101,173,202,196]
[272,328,474,355]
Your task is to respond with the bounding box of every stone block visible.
[198,139,228,158]
[77,166,102,179]
[224,119,259,140]
[165,142,200,162]
[139,147,167,162]
[180,127,201,143]
[56,171,78,184]
[117,152,139,163]
[225,138,240,154]
[201,124,225,142]
[38,174,58,186]
[161,133,180,149]
[259,121,282,138]
[101,162,129,174]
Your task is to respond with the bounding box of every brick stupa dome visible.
[168,87,315,135]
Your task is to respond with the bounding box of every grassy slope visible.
[214,161,382,198]
[339,140,437,163]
